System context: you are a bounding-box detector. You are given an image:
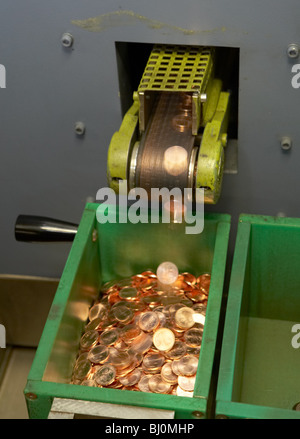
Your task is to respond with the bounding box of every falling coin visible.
[178,375,196,392]
[153,328,175,352]
[138,311,160,332]
[174,307,195,329]
[94,364,116,386]
[177,355,198,376]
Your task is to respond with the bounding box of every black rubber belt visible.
[136,93,195,196]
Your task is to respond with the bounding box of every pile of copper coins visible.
[71,265,210,398]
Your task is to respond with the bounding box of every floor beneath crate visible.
[0,347,36,419]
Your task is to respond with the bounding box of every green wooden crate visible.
[216,214,300,419]
[24,203,230,419]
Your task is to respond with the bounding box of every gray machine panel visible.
[1,0,299,277]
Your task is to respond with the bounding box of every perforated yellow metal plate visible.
[138,45,213,93]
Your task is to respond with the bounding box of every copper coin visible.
[153,327,175,352]
[174,307,195,329]
[186,289,207,303]
[177,355,198,376]
[198,273,211,290]
[182,272,197,286]
[128,332,153,354]
[192,303,207,316]
[88,303,107,321]
[88,345,109,364]
[178,375,196,391]
[85,317,102,332]
[81,379,97,387]
[112,305,134,323]
[118,369,141,387]
[73,359,92,380]
[94,364,116,386]
[119,287,139,301]
[75,351,89,365]
[161,363,178,384]
[171,359,182,376]
[172,114,192,133]
[138,312,160,332]
[176,386,194,397]
[117,278,133,288]
[108,349,131,370]
[119,324,141,343]
[148,375,172,394]
[80,330,99,351]
[143,352,165,370]
[186,346,201,356]
[99,328,120,346]
[184,328,203,347]
[165,340,187,360]
[138,375,152,392]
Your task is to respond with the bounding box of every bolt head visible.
[293,402,300,411]
[61,33,74,48]
[287,43,299,59]
[25,392,37,400]
[191,411,205,419]
[280,136,292,151]
[75,121,85,136]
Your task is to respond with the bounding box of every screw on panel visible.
[92,230,98,242]
[215,414,229,419]
[287,44,299,59]
[25,393,37,400]
[293,402,300,411]
[280,137,292,151]
[75,122,86,136]
[191,411,205,419]
[61,33,74,48]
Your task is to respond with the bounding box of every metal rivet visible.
[280,136,292,151]
[200,93,207,103]
[75,121,86,136]
[216,414,229,419]
[61,33,74,48]
[191,411,205,419]
[25,392,37,400]
[287,43,299,59]
[293,402,300,411]
[92,230,98,242]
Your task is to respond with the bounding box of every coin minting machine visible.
[107,44,230,204]
[1,1,300,421]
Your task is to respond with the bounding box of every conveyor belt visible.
[136,92,195,195]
